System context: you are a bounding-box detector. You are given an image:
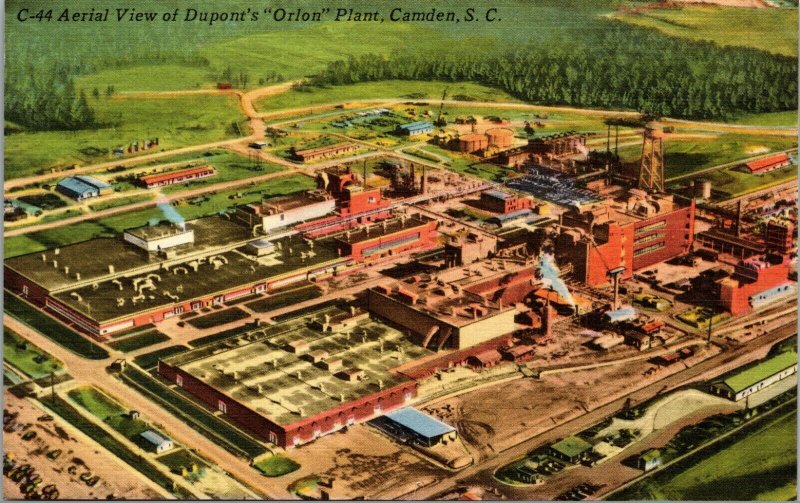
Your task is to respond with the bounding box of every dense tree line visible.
[6,64,96,131]
[310,25,797,120]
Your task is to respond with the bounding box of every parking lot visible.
[3,392,166,500]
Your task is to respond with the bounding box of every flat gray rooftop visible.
[165,305,432,426]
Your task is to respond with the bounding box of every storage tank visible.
[486,128,514,149]
[458,133,489,153]
[698,180,712,200]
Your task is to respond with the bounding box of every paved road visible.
[411,321,796,500]
[3,314,292,500]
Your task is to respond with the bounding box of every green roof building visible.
[710,351,797,402]
[549,436,593,463]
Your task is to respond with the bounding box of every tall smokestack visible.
[736,200,743,237]
[543,300,554,339]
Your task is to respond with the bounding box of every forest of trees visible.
[310,25,798,120]
[5,64,96,131]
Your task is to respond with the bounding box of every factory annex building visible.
[556,190,695,286]
[158,304,430,448]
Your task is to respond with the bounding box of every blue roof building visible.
[138,430,174,453]
[381,407,457,446]
[396,121,434,136]
[56,176,113,201]
[603,306,638,324]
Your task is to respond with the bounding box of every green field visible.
[133,345,190,370]
[5,94,245,180]
[256,80,520,112]
[4,293,109,360]
[4,173,315,258]
[730,110,799,127]
[108,331,171,353]
[616,410,796,500]
[186,307,250,329]
[3,328,63,379]
[77,65,217,93]
[613,5,798,57]
[88,194,153,211]
[201,22,450,84]
[157,449,208,474]
[701,164,797,199]
[614,133,798,179]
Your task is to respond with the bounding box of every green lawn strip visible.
[67,386,151,439]
[133,345,190,370]
[254,455,300,477]
[119,366,266,459]
[245,285,321,313]
[4,292,109,360]
[88,194,152,211]
[41,394,181,495]
[3,328,64,379]
[108,331,170,353]
[188,324,255,348]
[186,307,250,329]
[157,449,208,475]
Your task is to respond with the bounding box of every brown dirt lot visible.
[283,423,449,500]
[2,392,166,500]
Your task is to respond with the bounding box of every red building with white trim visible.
[140,166,216,189]
[744,153,791,175]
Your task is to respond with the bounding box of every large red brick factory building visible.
[555,189,695,286]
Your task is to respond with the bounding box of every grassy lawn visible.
[157,449,208,473]
[614,133,798,179]
[699,164,797,199]
[616,410,796,500]
[76,65,217,93]
[3,328,64,379]
[108,331,171,353]
[186,307,250,329]
[4,173,315,258]
[729,110,799,127]
[202,22,449,83]
[420,145,507,181]
[88,194,153,211]
[133,345,190,370]
[245,285,321,313]
[254,455,300,477]
[4,292,109,360]
[188,324,255,348]
[5,94,244,180]
[612,5,798,57]
[256,80,520,112]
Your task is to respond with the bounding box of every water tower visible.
[638,125,665,193]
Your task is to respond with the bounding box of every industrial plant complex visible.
[2,46,796,502]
